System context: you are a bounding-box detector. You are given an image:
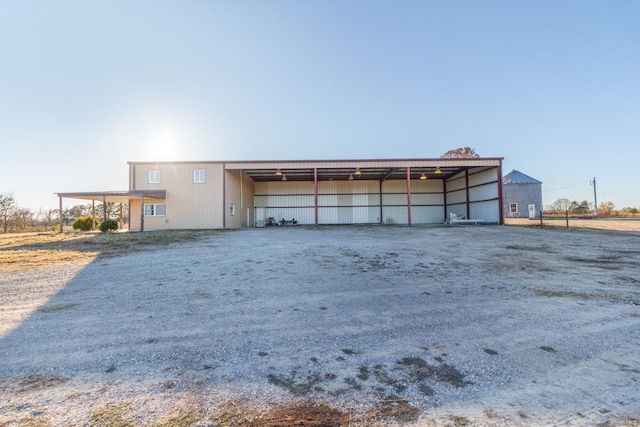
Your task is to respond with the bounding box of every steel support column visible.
[406,166,412,226]
[465,169,470,219]
[314,167,318,228]
[497,165,504,225]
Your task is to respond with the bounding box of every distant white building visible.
[503,170,542,219]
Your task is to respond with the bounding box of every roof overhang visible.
[55,190,166,203]
[224,158,503,182]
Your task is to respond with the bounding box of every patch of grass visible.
[343,377,362,391]
[0,230,221,273]
[540,346,557,353]
[341,348,362,356]
[418,384,434,396]
[89,402,134,427]
[452,415,469,425]
[152,404,200,427]
[367,395,420,424]
[395,357,469,388]
[357,365,370,381]
[162,380,176,390]
[104,365,116,373]
[266,372,323,397]
[257,352,269,357]
[0,416,51,427]
[484,348,499,356]
[16,374,69,392]
[38,303,77,313]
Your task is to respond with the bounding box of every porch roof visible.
[55,190,166,204]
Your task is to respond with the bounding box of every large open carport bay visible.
[1,226,639,426]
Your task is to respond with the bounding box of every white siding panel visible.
[412,206,445,224]
[469,168,497,186]
[382,194,408,206]
[264,207,314,224]
[381,207,408,224]
[447,189,467,205]
[470,201,500,223]
[411,193,445,205]
[255,195,313,207]
[413,179,444,192]
[256,181,314,195]
[446,177,466,192]
[469,182,498,202]
[382,180,408,193]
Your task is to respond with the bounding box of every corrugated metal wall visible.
[130,163,225,230]
[503,183,543,218]
[444,167,501,223]
[254,178,449,225]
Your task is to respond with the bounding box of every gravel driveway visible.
[1,225,639,426]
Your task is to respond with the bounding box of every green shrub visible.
[72,216,97,231]
[99,220,118,233]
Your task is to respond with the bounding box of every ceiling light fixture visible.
[420,173,427,180]
[282,174,287,181]
[354,167,362,176]
[434,167,442,174]
[275,168,282,176]
[348,174,354,181]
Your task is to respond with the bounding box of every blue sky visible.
[1,0,638,211]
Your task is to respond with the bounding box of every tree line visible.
[0,193,128,233]
[545,198,638,217]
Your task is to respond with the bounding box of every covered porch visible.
[54,190,166,232]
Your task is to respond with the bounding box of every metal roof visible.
[502,170,542,185]
[129,158,503,183]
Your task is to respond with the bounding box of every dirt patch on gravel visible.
[1,226,639,426]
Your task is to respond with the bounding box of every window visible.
[510,203,518,214]
[193,169,205,183]
[144,204,166,217]
[148,169,160,184]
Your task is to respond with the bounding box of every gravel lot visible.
[1,225,639,426]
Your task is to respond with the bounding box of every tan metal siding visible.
[133,163,224,230]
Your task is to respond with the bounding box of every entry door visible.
[528,204,536,219]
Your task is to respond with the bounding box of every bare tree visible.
[441,146,480,158]
[0,193,16,233]
[12,208,35,230]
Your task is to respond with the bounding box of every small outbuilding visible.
[503,170,542,219]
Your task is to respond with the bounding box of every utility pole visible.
[590,177,598,218]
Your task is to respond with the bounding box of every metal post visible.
[92,200,96,231]
[465,169,470,220]
[314,167,318,228]
[591,177,598,218]
[140,197,145,232]
[102,196,107,223]
[58,196,63,233]
[565,210,569,228]
[406,166,412,226]
[540,210,543,228]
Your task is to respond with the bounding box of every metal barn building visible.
[57,157,505,230]
[502,170,543,219]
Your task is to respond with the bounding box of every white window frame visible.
[144,203,166,217]
[148,169,160,184]
[193,169,206,184]
[510,203,518,214]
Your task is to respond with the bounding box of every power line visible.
[544,180,590,192]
